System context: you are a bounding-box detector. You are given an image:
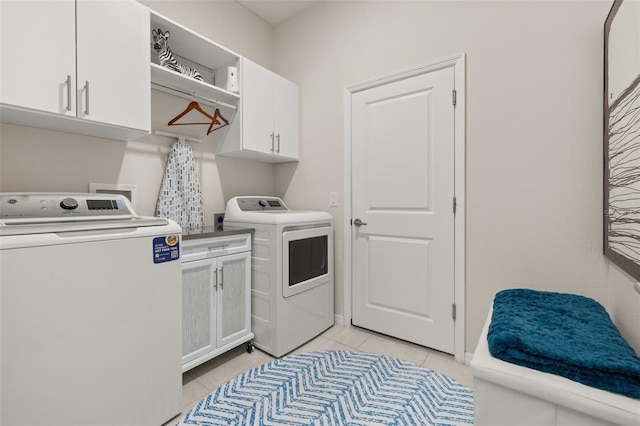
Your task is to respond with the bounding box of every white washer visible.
[225,196,334,357]
[0,193,182,426]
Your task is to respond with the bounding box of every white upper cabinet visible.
[1,1,76,115]
[217,58,299,163]
[75,1,150,132]
[0,0,150,141]
[241,59,275,155]
[273,74,300,160]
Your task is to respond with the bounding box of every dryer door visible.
[282,225,333,298]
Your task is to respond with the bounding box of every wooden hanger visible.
[207,108,229,134]
[168,101,219,126]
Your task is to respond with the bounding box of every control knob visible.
[258,199,267,207]
[60,198,78,210]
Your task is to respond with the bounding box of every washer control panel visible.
[0,193,135,219]
[235,197,288,212]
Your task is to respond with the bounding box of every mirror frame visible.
[603,0,640,280]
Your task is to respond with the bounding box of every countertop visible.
[182,226,254,241]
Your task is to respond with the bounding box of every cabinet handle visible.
[276,134,280,154]
[208,243,228,251]
[219,266,224,290]
[84,81,90,115]
[270,133,275,153]
[214,267,218,291]
[65,75,72,112]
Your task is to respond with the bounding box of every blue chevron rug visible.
[177,350,474,425]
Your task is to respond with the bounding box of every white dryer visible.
[225,196,334,357]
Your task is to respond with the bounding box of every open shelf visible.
[151,64,239,107]
[150,10,241,107]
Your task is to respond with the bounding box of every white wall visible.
[273,0,640,353]
[2,0,638,356]
[0,0,275,222]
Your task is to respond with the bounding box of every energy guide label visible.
[153,234,180,264]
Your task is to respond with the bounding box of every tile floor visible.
[165,324,474,425]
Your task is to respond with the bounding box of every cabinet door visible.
[0,0,76,115]
[216,252,251,348]
[76,0,150,131]
[274,75,299,160]
[241,58,275,154]
[182,258,216,364]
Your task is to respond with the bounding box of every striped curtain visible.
[156,140,203,233]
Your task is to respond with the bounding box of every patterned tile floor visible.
[164,324,473,425]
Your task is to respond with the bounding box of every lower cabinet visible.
[181,234,253,372]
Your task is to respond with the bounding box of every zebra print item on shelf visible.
[152,28,204,81]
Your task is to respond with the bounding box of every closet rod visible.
[154,130,202,143]
[151,83,238,111]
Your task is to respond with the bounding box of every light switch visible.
[329,192,338,207]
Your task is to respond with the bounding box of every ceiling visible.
[237,0,319,26]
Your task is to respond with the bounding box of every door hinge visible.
[452,303,457,321]
[453,197,457,214]
[452,89,457,106]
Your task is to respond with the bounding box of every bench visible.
[471,308,640,425]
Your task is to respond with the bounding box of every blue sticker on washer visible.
[153,234,180,264]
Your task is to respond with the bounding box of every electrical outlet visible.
[214,213,225,230]
[329,192,338,207]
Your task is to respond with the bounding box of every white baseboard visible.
[464,352,474,366]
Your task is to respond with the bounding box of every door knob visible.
[353,218,367,226]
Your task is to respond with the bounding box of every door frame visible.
[343,53,466,362]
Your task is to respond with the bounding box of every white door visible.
[351,66,456,354]
[274,74,299,159]
[241,58,275,154]
[0,0,76,115]
[182,258,216,364]
[217,252,251,347]
[76,0,150,130]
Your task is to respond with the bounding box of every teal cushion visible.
[488,289,640,399]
